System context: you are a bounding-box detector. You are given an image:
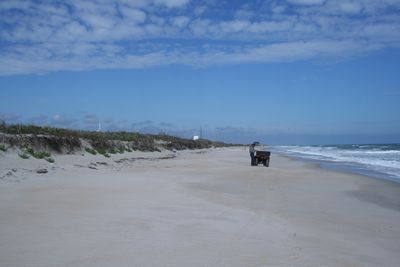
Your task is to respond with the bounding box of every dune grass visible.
[19,153,30,159]
[0,144,6,152]
[45,157,55,163]
[0,122,235,154]
[85,148,97,155]
[25,148,51,159]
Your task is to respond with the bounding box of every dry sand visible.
[0,147,399,267]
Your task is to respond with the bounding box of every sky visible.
[0,0,400,145]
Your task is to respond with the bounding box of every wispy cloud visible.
[3,112,399,144]
[29,115,49,126]
[0,0,399,75]
[50,114,77,128]
[1,113,78,128]
[0,112,21,123]
[83,114,99,125]
[287,0,326,6]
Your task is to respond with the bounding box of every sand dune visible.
[1,147,399,266]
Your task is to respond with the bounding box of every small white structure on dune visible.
[193,127,202,141]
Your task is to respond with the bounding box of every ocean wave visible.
[272,144,400,182]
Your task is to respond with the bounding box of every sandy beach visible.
[1,147,399,267]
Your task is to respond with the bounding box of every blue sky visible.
[0,0,400,145]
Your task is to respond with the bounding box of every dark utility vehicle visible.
[255,150,271,167]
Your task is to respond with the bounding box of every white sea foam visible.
[272,144,400,182]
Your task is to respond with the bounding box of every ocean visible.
[272,144,400,183]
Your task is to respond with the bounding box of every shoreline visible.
[274,152,400,207]
[1,147,399,266]
[272,149,400,184]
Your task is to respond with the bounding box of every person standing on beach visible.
[249,143,256,166]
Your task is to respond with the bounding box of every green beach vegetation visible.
[85,148,97,155]
[25,148,51,159]
[0,143,6,152]
[18,153,30,159]
[0,123,234,156]
[45,157,55,163]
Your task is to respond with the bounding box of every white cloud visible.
[84,114,99,125]
[0,113,21,123]
[287,0,326,6]
[189,19,212,36]
[220,20,250,33]
[190,40,383,66]
[338,2,364,14]
[235,8,254,20]
[50,114,76,127]
[193,5,207,16]
[171,16,190,28]
[29,115,49,126]
[119,7,147,23]
[154,0,190,8]
[272,5,287,14]
[361,23,400,42]
[53,114,63,122]
[62,22,88,41]
[0,1,31,11]
[0,0,399,75]
[248,20,293,33]
[81,13,116,30]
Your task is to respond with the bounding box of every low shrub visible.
[26,148,35,155]
[24,148,51,159]
[96,148,107,155]
[85,148,97,155]
[19,153,30,159]
[0,144,6,152]
[34,151,51,159]
[108,148,118,154]
[46,157,55,163]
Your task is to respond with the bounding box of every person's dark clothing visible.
[249,145,256,166]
